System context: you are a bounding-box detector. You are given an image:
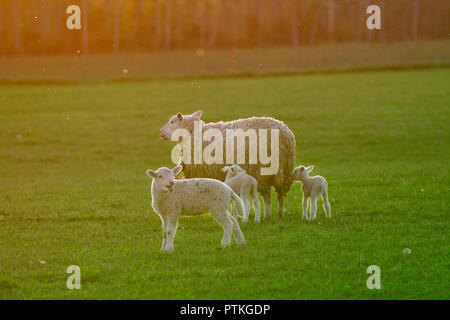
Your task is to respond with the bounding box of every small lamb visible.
[221,164,261,223]
[146,165,246,252]
[293,165,331,221]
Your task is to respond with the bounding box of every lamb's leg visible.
[277,193,284,218]
[322,190,331,218]
[231,203,237,217]
[241,192,251,224]
[302,193,309,220]
[309,193,320,221]
[160,215,168,251]
[253,195,261,223]
[262,189,271,220]
[164,215,179,252]
[211,210,233,248]
[230,214,246,246]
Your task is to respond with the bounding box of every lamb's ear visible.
[176,112,183,121]
[306,165,314,173]
[191,110,202,119]
[146,169,156,178]
[221,166,230,172]
[172,165,183,176]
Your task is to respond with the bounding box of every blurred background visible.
[0,0,449,81]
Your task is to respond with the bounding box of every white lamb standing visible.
[221,164,261,224]
[146,165,246,252]
[293,165,331,221]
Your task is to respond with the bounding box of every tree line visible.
[0,0,448,55]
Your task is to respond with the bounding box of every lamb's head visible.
[146,165,182,192]
[293,165,314,182]
[159,110,203,140]
[221,164,246,179]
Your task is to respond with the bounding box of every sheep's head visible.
[221,164,246,179]
[146,165,182,192]
[159,110,202,140]
[293,165,314,181]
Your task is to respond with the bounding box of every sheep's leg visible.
[160,215,168,251]
[262,189,271,220]
[309,193,320,221]
[253,195,261,223]
[277,193,284,218]
[302,193,309,220]
[211,210,233,248]
[322,190,331,218]
[164,215,179,252]
[230,214,246,246]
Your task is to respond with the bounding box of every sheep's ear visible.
[306,165,314,173]
[191,110,202,119]
[176,112,183,121]
[146,169,156,178]
[221,166,230,172]
[172,165,182,176]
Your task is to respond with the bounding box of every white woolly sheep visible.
[293,165,331,221]
[221,164,261,223]
[159,110,296,220]
[146,165,246,252]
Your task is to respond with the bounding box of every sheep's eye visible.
[170,120,174,124]
[159,175,163,178]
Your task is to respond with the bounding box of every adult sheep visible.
[159,110,296,219]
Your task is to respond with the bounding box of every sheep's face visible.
[221,164,246,179]
[293,165,314,181]
[146,166,182,192]
[160,110,202,140]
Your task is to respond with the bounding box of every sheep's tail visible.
[274,125,296,197]
[230,190,245,218]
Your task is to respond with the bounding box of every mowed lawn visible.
[0,69,448,299]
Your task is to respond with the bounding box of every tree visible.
[291,0,299,47]
[82,0,89,54]
[257,0,265,46]
[113,0,121,52]
[164,0,172,50]
[12,0,22,54]
[328,0,335,42]
[412,0,420,40]
[155,0,162,49]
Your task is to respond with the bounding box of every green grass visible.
[0,68,449,299]
[1,40,449,82]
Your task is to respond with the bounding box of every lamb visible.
[159,110,296,220]
[146,165,246,252]
[293,165,331,221]
[221,164,261,223]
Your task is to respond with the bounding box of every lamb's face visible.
[231,164,246,175]
[221,164,245,179]
[146,166,182,192]
[293,165,314,181]
[159,111,202,140]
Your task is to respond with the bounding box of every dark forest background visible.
[0,0,449,56]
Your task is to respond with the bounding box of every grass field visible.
[0,68,449,299]
[1,41,449,82]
